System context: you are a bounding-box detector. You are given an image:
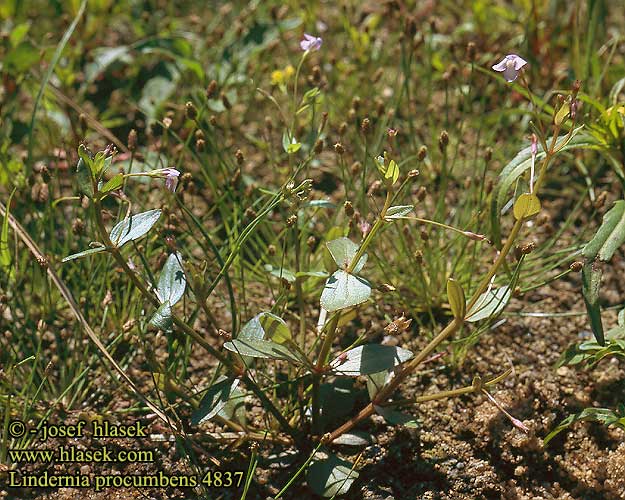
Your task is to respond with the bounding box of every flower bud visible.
[206,79,218,99]
[361,117,370,134]
[127,129,137,151]
[438,130,449,152]
[221,92,231,110]
[185,101,198,120]
[466,41,476,62]
[417,146,427,161]
[570,261,583,272]
[344,201,354,217]
[235,149,244,165]
[334,142,345,155]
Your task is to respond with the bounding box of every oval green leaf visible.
[513,193,541,220]
[157,252,186,306]
[320,270,371,312]
[330,344,413,376]
[259,312,291,344]
[447,278,466,320]
[109,209,161,248]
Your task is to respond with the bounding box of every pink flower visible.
[492,54,527,82]
[300,33,322,52]
[162,168,180,192]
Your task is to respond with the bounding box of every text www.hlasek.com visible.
[9,446,154,464]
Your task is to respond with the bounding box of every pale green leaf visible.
[330,344,413,376]
[583,200,625,261]
[191,377,241,425]
[466,286,510,322]
[320,270,371,312]
[110,209,161,248]
[307,455,359,498]
[157,252,186,306]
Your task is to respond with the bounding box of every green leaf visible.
[307,454,359,498]
[582,262,604,345]
[149,302,172,330]
[4,42,39,75]
[223,338,303,364]
[544,407,625,445]
[447,278,466,320]
[191,377,241,425]
[330,344,413,376]
[583,200,625,261]
[282,131,300,154]
[332,432,371,446]
[264,264,297,283]
[374,405,419,428]
[385,159,399,184]
[287,142,302,154]
[326,237,366,272]
[513,193,541,220]
[366,370,391,399]
[157,252,186,306]
[320,270,371,312]
[139,76,177,124]
[385,205,413,220]
[109,209,161,248]
[302,87,321,103]
[9,23,30,47]
[99,173,124,195]
[258,312,291,343]
[217,384,246,424]
[238,314,265,341]
[466,286,511,322]
[318,379,356,423]
[62,246,106,262]
[75,158,94,198]
[85,45,132,83]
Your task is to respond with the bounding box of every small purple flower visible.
[161,168,180,192]
[492,54,528,82]
[300,33,322,52]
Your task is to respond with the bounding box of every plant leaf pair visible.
[320,237,371,312]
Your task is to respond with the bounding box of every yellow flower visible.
[271,65,295,86]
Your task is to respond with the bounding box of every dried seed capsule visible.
[570,261,583,272]
[417,146,427,161]
[439,130,449,152]
[221,92,231,110]
[344,201,354,217]
[361,118,370,134]
[206,79,218,99]
[466,41,476,62]
[334,142,345,155]
[127,129,137,151]
[235,149,244,164]
[185,101,197,120]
